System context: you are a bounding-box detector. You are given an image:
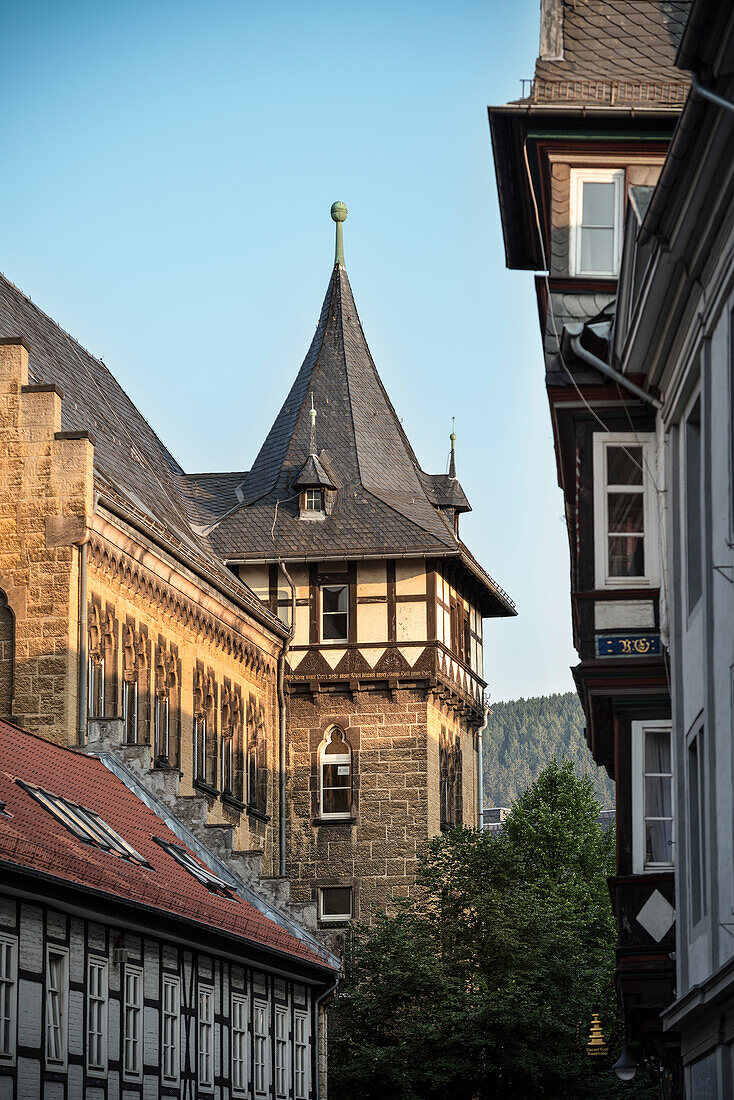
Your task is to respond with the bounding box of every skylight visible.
[19,782,149,866]
[153,836,238,899]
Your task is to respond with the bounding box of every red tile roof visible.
[0,720,336,975]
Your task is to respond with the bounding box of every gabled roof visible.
[0,274,284,637]
[205,259,514,616]
[0,720,336,975]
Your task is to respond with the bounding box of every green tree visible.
[329,761,656,1100]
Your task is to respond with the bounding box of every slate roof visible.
[205,262,515,616]
[0,719,336,974]
[531,0,691,104]
[0,274,283,636]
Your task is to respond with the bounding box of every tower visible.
[207,204,515,925]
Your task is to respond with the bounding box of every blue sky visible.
[1,0,576,702]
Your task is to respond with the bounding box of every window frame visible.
[231,991,249,1096]
[319,886,353,924]
[21,782,149,865]
[592,432,658,589]
[303,488,324,513]
[275,1004,289,1098]
[687,723,707,929]
[86,956,108,1076]
[569,167,624,277]
[152,836,238,897]
[631,719,674,874]
[161,973,181,1087]
[320,584,349,644]
[319,728,352,821]
[123,963,143,1081]
[684,390,703,614]
[253,999,270,1098]
[0,934,18,1066]
[198,984,214,1092]
[45,945,69,1071]
[294,1010,309,1100]
[122,677,138,745]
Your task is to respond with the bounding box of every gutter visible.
[278,563,296,878]
[567,331,663,410]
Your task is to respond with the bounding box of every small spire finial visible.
[449,417,457,478]
[309,393,317,454]
[331,201,347,268]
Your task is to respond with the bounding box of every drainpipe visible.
[691,72,734,116]
[477,701,489,830]
[277,563,296,878]
[314,973,341,1099]
[76,534,90,746]
[569,334,663,410]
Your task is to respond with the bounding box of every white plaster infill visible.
[636,889,675,943]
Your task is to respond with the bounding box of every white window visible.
[87,957,108,1074]
[123,965,143,1080]
[162,974,180,1085]
[304,488,324,512]
[319,728,352,819]
[319,886,352,924]
[593,433,658,588]
[632,720,674,873]
[570,168,624,276]
[275,1006,289,1097]
[0,935,17,1065]
[231,992,248,1095]
[198,985,214,1090]
[45,946,68,1069]
[254,1000,270,1097]
[294,1011,309,1099]
[321,585,348,642]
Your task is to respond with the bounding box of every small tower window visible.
[304,488,324,512]
[319,727,352,819]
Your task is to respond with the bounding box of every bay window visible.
[632,720,674,873]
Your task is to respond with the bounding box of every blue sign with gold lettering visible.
[596,634,661,658]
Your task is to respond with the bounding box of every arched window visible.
[122,625,139,744]
[0,589,14,721]
[247,696,267,816]
[87,604,105,717]
[319,728,352,820]
[439,726,462,831]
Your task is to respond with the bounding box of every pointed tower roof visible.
[204,205,514,618]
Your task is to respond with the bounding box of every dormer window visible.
[304,488,324,512]
[570,168,624,277]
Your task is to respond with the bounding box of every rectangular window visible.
[45,947,68,1069]
[321,585,348,642]
[154,693,170,763]
[0,935,17,1064]
[593,433,657,588]
[294,1012,309,1099]
[162,974,180,1085]
[319,886,352,924]
[198,986,214,1090]
[87,655,105,717]
[21,782,148,865]
[688,726,707,926]
[275,1006,289,1097]
[123,965,143,1079]
[304,489,323,512]
[122,678,138,744]
[87,958,108,1074]
[254,1000,269,1097]
[570,168,624,276]
[689,1051,719,1098]
[232,992,248,1095]
[686,395,703,611]
[632,720,674,872]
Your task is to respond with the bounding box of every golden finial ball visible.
[331,201,348,223]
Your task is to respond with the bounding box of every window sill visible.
[193,778,219,797]
[312,816,357,827]
[247,805,270,824]
[221,792,247,812]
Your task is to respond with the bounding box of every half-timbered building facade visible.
[0,719,338,1100]
[490,0,690,1088]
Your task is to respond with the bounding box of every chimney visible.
[539,0,564,60]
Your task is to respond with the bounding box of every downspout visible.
[690,72,734,116]
[76,535,90,746]
[277,563,296,878]
[569,334,663,410]
[315,972,341,1100]
[477,701,489,830]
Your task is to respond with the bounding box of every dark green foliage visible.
[329,761,657,1100]
[483,692,615,808]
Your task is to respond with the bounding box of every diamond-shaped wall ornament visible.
[636,889,675,942]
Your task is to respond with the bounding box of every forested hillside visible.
[482,692,615,808]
